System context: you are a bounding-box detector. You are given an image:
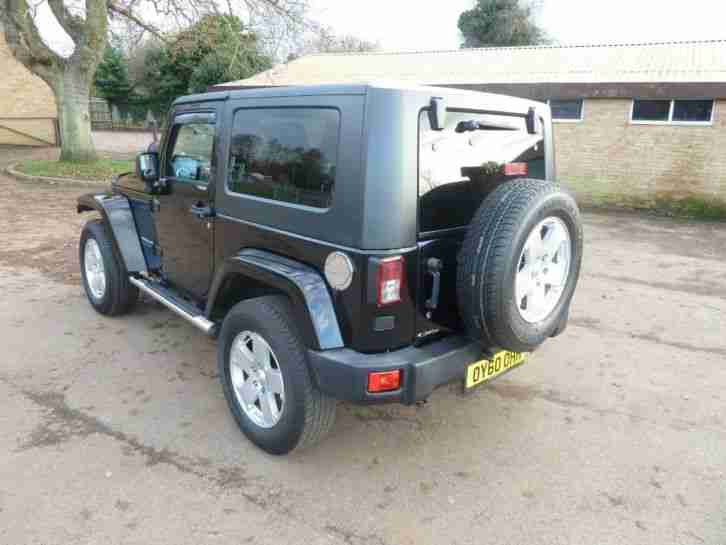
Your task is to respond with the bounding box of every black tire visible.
[79,219,138,316]
[218,295,336,455]
[457,178,583,352]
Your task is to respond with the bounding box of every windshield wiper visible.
[455,120,517,133]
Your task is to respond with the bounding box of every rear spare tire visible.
[457,178,583,352]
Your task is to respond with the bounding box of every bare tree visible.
[0,0,306,161]
[292,24,378,58]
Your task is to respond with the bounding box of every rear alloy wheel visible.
[229,331,286,429]
[218,296,336,455]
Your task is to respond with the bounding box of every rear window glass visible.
[227,108,340,209]
[418,109,545,232]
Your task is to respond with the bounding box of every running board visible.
[129,276,217,336]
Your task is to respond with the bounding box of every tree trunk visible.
[54,64,96,162]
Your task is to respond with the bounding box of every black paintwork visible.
[212,215,418,353]
[206,248,344,350]
[307,334,486,404]
[78,83,556,403]
[77,194,147,274]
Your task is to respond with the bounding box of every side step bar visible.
[129,276,217,336]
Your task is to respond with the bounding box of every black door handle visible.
[190,203,214,219]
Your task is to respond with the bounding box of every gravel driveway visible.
[93,130,155,155]
[1,146,725,545]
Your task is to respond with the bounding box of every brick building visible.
[215,40,726,207]
[0,25,58,146]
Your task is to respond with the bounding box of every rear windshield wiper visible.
[455,120,517,133]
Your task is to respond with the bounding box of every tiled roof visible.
[219,40,726,88]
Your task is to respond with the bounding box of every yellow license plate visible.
[465,351,526,389]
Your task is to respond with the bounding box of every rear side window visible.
[227,108,340,209]
[418,109,545,232]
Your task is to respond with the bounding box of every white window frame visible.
[547,98,584,123]
[630,98,715,126]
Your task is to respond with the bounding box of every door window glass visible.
[167,122,215,183]
[227,108,339,209]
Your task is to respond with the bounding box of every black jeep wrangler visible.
[77,83,583,454]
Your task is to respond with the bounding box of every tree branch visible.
[107,1,168,42]
[1,0,61,85]
[47,0,85,41]
[74,0,108,72]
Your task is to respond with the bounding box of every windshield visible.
[419,109,545,232]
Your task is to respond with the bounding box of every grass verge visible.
[15,159,134,181]
[564,177,726,220]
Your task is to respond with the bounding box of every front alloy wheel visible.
[79,219,138,316]
[83,238,107,301]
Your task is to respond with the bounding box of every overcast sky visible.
[310,0,726,51]
[37,0,726,58]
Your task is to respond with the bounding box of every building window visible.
[548,99,583,122]
[672,100,714,122]
[227,107,340,209]
[631,99,714,124]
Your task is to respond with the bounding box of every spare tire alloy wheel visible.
[457,179,583,353]
[515,217,571,323]
[84,238,107,300]
[229,331,285,428]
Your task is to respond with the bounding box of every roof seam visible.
[299,38,726,58]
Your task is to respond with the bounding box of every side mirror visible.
[136,152,159,183]
[429,97,447,131]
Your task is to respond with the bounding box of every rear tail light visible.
[504,162,528,176]
[367,370,401,393]
[376,256,405,306]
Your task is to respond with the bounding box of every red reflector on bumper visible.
[504,162,528,176]
[367,370,401,393]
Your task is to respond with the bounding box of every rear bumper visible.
[307,335,485,405]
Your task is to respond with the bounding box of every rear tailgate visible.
[415,107,548,339]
